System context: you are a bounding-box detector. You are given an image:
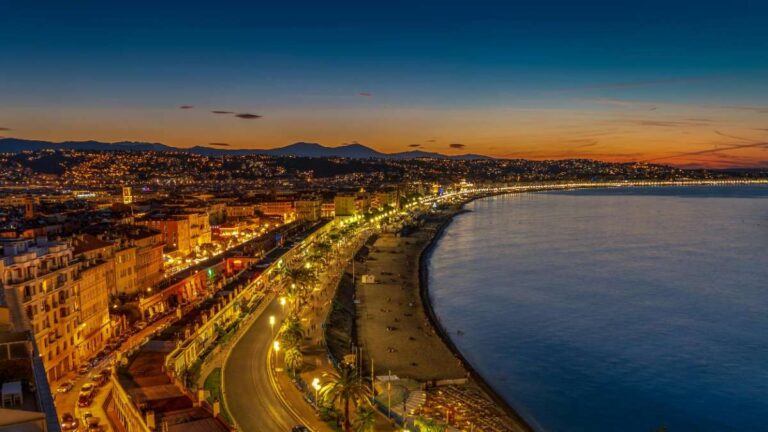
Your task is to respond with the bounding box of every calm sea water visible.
[427,185,768,432]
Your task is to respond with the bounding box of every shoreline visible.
[417,200,535,431]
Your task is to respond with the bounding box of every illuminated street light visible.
[312,377,321,407]
[269,315,275,337]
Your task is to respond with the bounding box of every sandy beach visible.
[355,204,533,432]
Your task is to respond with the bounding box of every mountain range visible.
[0,138,493,160]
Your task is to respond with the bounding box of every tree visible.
[279,315,304,349]
[284,346,304,375]
[320,365,370,432]
[352,405,375,432]
[414,418,446,432]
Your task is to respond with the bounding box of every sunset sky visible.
[1,0,767,167]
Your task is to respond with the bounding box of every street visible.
[224,296,301,431]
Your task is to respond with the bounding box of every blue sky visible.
[1,0,767,166]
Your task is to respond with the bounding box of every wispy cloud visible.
[408,144,421,148]
[643,141,768,162]
[179,105,194,109]
[713,130,756,141]
[0,127,10,131]
[610,119,710,128]
[208,142,230,147]
[358,92,372,97]
[426,139,437,143]
[449,143,466,149]
[235,113,262,119]
[568,138,599,148]
[212,110,234,114]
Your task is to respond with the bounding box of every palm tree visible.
[284,346,304,375]
[414,418,446,432]
[320,365,370,432]
[352,405,375,432]
[279,315,304,349]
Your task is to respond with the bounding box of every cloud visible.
[0,127,10,131]
[611,119,710,128]
[358,92,372,97]
[427,139,437,143]
[449,143,466,149]
[408,144,421,148]
[568,138,599,148]
[235,113,262,119]
[179,105,194,109]
[713,130,755,141]
[720,105,768,113]
[644,141,768,163]
[208,142,230,147]
[212,110,234,114]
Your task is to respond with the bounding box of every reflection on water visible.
[428,186,768,432]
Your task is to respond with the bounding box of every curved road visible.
[224,296,297,431]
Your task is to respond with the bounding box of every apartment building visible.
[72,234,114,363]
[294,198,322,221]
[0,238,81,382]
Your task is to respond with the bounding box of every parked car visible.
[135,321,148,330]
[77,393,93,408]
[291,426,310,432]
[61,413,79,430]
[78,363,91,374]
[80,382,96,397]
[90,373,107,387]
[56,381,74,393]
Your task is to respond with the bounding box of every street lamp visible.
[279,296,286,312]
[311,377,321,407]
[269,315,275,337]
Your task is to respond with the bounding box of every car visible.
[291,426,310,432]
[135,321,148,330]
[90,373,107,387]
[82,411,93,424]
[61,413,79,430]
[78,363,91,374]
[56,381,74,393]
[80,382,95,394]
[77,393,93,408]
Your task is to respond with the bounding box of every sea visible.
[427,185,768,432]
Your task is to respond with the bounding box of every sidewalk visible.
[272,232,396,432]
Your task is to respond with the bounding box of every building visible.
[321,202,335,219]
[334,193,357,217]
[138,215,191,256]
[257,200,295,223]
[224,204,254,220]
[0,325,60,432]
[84,225,165,296]
[373,189,400,210]
[184,211,211,249]
[122,186,133,205]
[294,198,321,221]
[0,238,81,382]
[71,234,114,363]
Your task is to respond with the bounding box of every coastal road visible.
[224,296,300,432]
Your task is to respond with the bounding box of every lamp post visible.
[312,377,321,408]
[279,296,286,313]
[269,315,275,338]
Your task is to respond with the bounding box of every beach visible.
[355,203,533,432]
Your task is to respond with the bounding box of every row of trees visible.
[276,228,447,432]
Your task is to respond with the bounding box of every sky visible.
[1,0,767,167]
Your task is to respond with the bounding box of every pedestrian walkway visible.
[271,235,396,432]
